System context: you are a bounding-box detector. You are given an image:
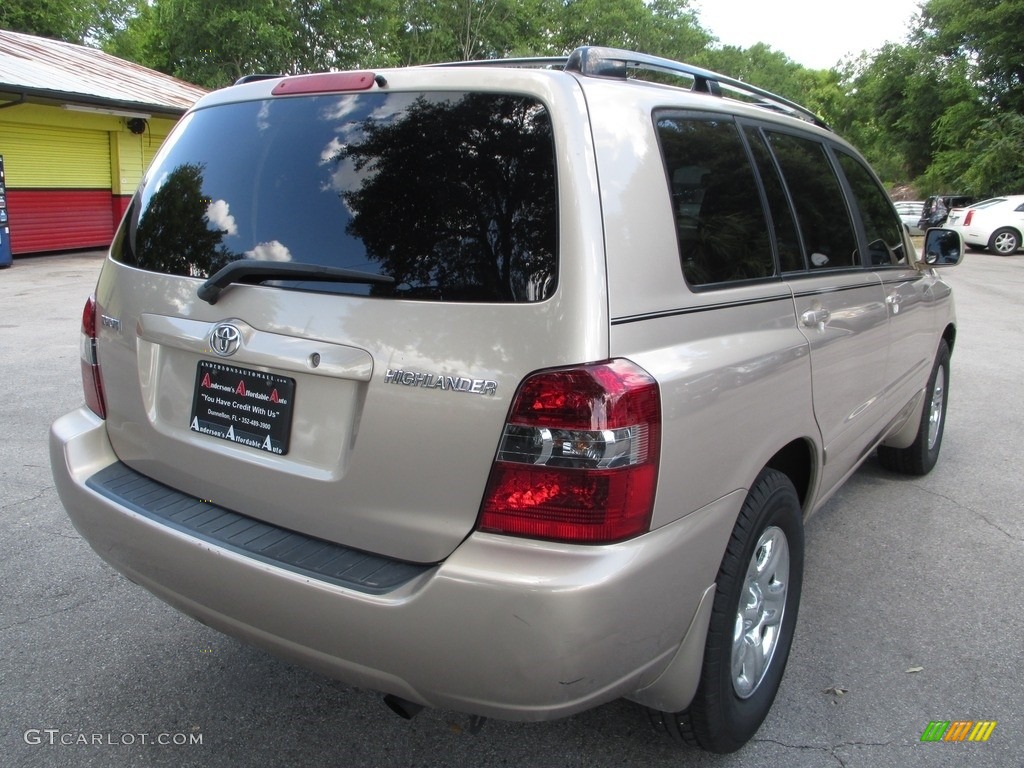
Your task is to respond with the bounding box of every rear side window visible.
[744,126,804,272]
[766,131,859,270]
[655,114,774,286]
[836,150,907,265]
[111,92,558,303]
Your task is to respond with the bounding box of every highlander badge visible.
[385,368,497,396]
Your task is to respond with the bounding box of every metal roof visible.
[0,29,206,115]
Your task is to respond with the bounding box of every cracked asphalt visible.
[2,249,1022,768]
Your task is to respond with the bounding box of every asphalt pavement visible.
[1,248,1022,767]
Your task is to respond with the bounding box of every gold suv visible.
[50,48,963,753]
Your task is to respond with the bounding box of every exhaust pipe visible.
[383,694,425,720]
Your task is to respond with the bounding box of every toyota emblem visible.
[210,323,241,357]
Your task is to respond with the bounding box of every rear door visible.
[95,71,606,564]
[760,128,891,497]
[834,149,946,414]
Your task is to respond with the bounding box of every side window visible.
[766,131,859,269]
[836,150,906,265]
[744,126,805,272]
[655,114,774,286]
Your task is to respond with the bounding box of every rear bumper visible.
[50,407,738,721]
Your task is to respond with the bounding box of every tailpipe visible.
[383,694,425,720]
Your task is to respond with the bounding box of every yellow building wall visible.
[0,102,180,253]
[0,103,177,192]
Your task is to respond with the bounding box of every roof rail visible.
[564,47,830,130]
[234,74,284,85]
[428,56,569,70]
[400,47,827,129]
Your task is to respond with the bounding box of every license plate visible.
[189,361,295,455]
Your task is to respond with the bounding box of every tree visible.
[2,0,89,42]
[958,113,1024,194]
[830,43,968,182]
[289,0,398,72]
[919,0,1024,113]
[699,43,841,119]
[907,0,1024,194]
[144,0,299,87]
[133,163,230,277]
[556,0,710,61]
[821,0,1024,194]
[340,93,557,300]
[379,0,561,65]
[1,0,138,45]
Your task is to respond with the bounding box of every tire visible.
[988,227,1020,256]
[877,340,950,476]
[650,468,804,753]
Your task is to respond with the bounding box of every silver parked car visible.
[894,200,924,235]
[50,48,962,754]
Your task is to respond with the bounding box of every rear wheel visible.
[650,468,804,753]
[878,340,950,475]
[988,227,1020,256]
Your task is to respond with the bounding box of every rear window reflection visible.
[112,92,559,303]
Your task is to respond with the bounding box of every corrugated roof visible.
[0,29,206,115]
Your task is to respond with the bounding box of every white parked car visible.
[946,195,1024,255]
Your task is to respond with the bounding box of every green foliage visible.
[385,0,559,65]
[341,94,557,299]
[908,0,1024,193]
[958,113,1024,195]
[11,0,1021,193]
[97,0,711,86]
[556,0,710,60]
[831,43,973,183]
[919,0,1024,112]
[0,0,138,44]
[829,0,1024,194]
[698,43,842,120]
[925,112,1024,196]
[144,0,299,87]
[2,0,86,42]
[133,163,228,277]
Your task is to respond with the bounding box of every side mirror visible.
[919,228,963,267]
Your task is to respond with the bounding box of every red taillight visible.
[478,359,661,544]
[80,295,107,419]
[963,210,974,226]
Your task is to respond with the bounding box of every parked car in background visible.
[946,195,1024,255]
[894,201,924,235]
[917,194,974,230]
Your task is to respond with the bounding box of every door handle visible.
[800,308,831,327]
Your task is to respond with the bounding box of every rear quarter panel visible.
[580,79,819,527]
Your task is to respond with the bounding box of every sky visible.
[692,0,924,70]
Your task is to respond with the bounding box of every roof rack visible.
[234,74,284,85]
[432,46,829,130]
[428,56,569,70]
[565,47,830,130]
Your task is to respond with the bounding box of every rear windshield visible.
[112,91,558,303]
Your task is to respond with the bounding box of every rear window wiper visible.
[197,259,394,305]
